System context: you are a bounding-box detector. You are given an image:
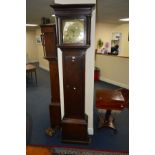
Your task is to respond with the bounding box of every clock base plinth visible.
[49,103,61,128]
[61,115,90,144]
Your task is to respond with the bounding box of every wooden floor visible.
[26,146,52,155]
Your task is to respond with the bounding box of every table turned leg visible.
[98,109,117,133]
[30,72,32,80]
[34,70,37,85]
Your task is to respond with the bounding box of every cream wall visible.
[26,28,49,70]
[95,54,129,88]
[96,23,129,57]
[35,28,49,70]
[26,30,38,62]
[95,22,129,88]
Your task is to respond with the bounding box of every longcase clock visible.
[40,24,61,135]
[51,4,95,143]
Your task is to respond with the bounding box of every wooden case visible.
[51,4,95,143]
[40,24,61,129]
[41,25,57,59]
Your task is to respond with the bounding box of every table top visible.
[96,89,124,102]
[96,89,125,110]
[26,64,36,71]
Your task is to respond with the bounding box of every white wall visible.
[85,8,96,135]
[55,0,96,135]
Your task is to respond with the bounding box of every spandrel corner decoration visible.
[62,19,85,44]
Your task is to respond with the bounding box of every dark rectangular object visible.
[41,17,50,25]
[63,50,85,119]
[49,103,61,128]
[40,25,61,129]
[51,4,95,143]
[61,115,90,143]
[96,89,126,110]
[40,25,57,59]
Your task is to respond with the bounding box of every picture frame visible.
[110,32,122,55]
[36,35,42,44]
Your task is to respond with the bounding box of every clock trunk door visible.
[62,50,85,119]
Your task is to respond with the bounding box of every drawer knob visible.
[73,87,76,90]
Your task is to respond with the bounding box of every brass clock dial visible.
[62,19,84,44]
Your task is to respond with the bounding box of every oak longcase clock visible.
[51,4,95,144]
[40,24,61,136]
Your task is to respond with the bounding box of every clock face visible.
[62,19,85,44]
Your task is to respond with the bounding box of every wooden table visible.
[26,64,37,85]
[96,89,129,132]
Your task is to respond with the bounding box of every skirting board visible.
[39,64,49,71]
[100,76,129,89]
[30,60,39,63]
[27,60,39,64]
